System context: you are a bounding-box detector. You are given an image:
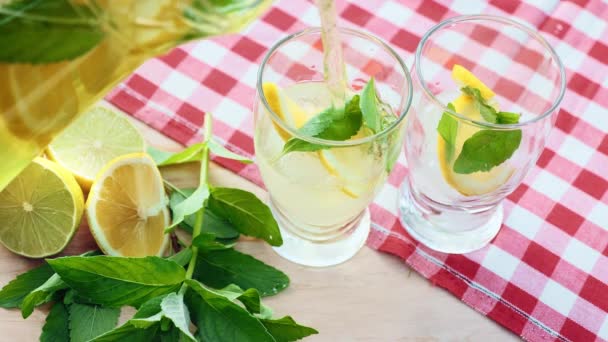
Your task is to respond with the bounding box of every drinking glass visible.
[254,28,412,267]
[399,15,566,253]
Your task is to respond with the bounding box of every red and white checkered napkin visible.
[106,0,608,340]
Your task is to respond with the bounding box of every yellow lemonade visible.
[0,0,271,190]
[255,82,399,241]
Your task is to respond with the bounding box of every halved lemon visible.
[0,158,84,258]
[86,153,169,257]
[438,67,513,196]
[452,64,495,100]
[262,82,310,141]
[47,106,145,191]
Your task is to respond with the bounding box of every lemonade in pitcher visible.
[0,0,271,190]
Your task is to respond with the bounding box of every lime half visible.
[47,106,145,191]
[0,158,84,258]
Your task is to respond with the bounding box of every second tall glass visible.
[399,15,566,253]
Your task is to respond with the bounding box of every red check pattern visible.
[106,0,608,340]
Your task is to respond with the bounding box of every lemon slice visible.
[438,68,514,196]
[47,106,145,191]
[262,82,310,141]
[0,158,84,258]
[264,82,372,198]
[86,153,169,257]
[452,64,495,100]
[318,136,375,199]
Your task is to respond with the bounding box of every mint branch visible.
[449,86,523,174]
[180,112,213,294]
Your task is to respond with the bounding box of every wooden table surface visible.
[0,103,517,341]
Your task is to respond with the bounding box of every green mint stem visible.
[180,114,213,294]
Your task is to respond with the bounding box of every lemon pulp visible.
[86,153,169,257]
[0,158,84,257]
[47,106,145,191]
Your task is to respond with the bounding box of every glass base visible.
[270,203,370,267]
[398,180,502,254]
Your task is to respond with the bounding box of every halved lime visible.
[0,158,84,258]
[47,106,145,191]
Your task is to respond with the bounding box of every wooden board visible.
[0,104,516,341]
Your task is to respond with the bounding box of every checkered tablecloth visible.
[106,0,608,340]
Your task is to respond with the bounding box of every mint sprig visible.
[438,86,523,174]
[0,113,316,341]
[281,95,362,155]
[460,86,521,125]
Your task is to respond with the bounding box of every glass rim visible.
[415,14,567,129]
[256,27,413,146]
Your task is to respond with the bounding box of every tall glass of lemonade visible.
[254,28,412,267]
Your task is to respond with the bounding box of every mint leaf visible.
[157,143,206,166]
[167,248,193,267]
[185,280,275,342]
[132,295,167,319]
[453,129,522,174]
[130,293,196,341]
[167,184,210,231]
[437,103,458,161]
[496,111,521,124]
[147,147,175,165]
[0,0,104,64]
[197,283,273,317]
[47,256,186,307]
[461,86,497,123]
[360,78,382,132]
[21,274,67,318]
[0,262,54,308]
[281,95,363,155]
[170,190,239,239]
[194,248,289,296]
[192,232,235,251]
[40,301,69,342]
[208,139,253,163]
[63,289,96,306]
[89,323,160,342]
[261,316,319,342]
[235,288,262,314]
[68,303,120,342]
[200,283,264,315]
[207,187,282,246]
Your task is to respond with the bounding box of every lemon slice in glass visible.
[452,64,495,99]
[262,82,311,141]
[0,158,84,258]
[86,153,169,257]
[438,65,514,196]
[47,106,145,191]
